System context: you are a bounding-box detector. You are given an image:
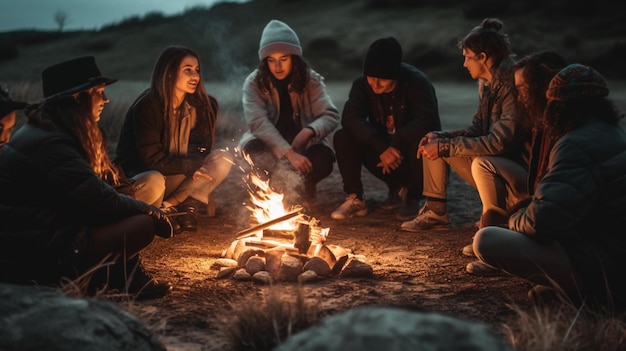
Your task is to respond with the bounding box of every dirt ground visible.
[134,158,534,351]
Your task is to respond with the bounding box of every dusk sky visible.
[0,0,249,32]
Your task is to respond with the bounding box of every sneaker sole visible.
[400,224,451,232]
[465,262,505,277]
[331,209,368,220]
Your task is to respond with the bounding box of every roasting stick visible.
[235,208,303,239]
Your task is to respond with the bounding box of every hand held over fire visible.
[285,149,313,174]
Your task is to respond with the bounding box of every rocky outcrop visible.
[274,306,512,351]
[0,283,165,351]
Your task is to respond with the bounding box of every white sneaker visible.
[400,206,450,232]
[331,194,367,220]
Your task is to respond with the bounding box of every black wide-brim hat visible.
[0,97,28,118]
[42,56,118,102]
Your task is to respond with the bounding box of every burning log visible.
[216,175,372,283]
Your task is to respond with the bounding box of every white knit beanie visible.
[258,20,302,61]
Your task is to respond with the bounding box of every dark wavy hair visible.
[457,18,511,68]
[543,97,624,141]
[512,51,567,131]
[255,55,310,93]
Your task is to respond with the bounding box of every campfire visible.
[212,172,373,284]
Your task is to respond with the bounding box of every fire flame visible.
[240,149,300,232]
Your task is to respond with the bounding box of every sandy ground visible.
[110,80,626,350]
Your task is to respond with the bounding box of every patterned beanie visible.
[258,20,302,61]
[363,37,402,80]
[546,63,609,102]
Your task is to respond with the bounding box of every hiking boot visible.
[125,261,172,301]
[161,206,183,235]
[465,261,505,277]
[379,187,407,211]
[395,198,421,221]
[177,204,198,232]
[331,194,367,220]
[462,244,475,257]
[400,206,450,232]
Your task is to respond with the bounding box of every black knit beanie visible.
[363,37,402,79]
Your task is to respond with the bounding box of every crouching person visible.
[0,57,173,300]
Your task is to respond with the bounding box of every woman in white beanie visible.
[238,19,340,208]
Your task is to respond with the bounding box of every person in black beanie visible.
[331,37,441,220]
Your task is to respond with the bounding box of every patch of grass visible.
[504,301,626,351]
[220,286,320,351]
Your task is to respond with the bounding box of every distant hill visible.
[1,0,625,86]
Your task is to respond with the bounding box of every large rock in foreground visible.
[0,283,165,351]
[274,306,512,351]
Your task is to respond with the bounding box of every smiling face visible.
[266,52,293,80]
[174,55,200,103]
[0,110,16,148]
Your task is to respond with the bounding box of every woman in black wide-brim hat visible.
[0,56,173,300]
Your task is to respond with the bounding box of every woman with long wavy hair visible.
[0,56,173,300]
[116,46,233,233]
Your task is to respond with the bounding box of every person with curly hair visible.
[238,19,340,208]
[472,64,626,309]
[465,50,568,275]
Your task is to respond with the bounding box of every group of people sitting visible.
[0,17,624,310]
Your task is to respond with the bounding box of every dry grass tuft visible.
[504,301,626,351]
[220,286,321,351]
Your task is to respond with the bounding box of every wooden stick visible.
[236,208,303,239]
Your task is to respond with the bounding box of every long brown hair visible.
[512,51,567,131]
[150,46,216,142]
[37,90,120,184]
[255,55,310,93]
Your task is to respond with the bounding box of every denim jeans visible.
[164,148,234,205]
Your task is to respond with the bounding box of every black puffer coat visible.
[510,119,626,304]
